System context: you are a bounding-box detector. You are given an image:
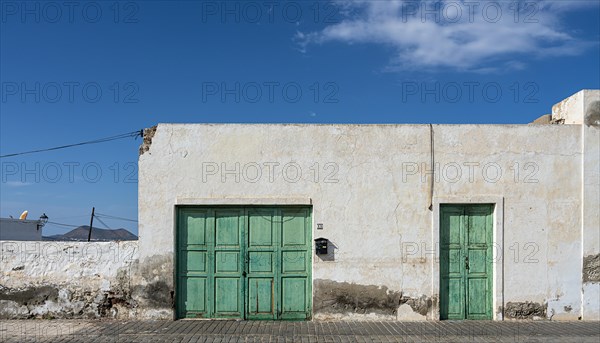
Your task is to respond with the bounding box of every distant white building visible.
[0,218,44,241]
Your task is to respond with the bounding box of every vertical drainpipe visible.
[428,124,434,211]
[428,124,435,319]
[502,199,505,320]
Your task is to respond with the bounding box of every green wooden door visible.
[177,208,210,318]
[246,208,278,319]
[213,209,245,318]
[440,204,493,320]
[279,207,312,320]
[176,208,244,318]
[177,206,311,320]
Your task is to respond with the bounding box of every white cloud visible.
[3,181,33,188]
[297,0,597,72]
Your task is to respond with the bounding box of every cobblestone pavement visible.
[1,320,599,343]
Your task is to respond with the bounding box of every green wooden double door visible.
[176,206,312,320]
[440,204,493,320]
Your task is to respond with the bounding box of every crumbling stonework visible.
[313,279,402,316]
[583,254,600,283]
[130,254,174,314]
[0,241,140,319]
[97,268,135,318]
[0,239,175,320]
[399,294,432,316]
[313,279,433,319]
[138,125,157,156]
[504,302,547,319]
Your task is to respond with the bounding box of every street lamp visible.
[38,213,48,229]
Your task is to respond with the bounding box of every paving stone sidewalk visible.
[1,320,599,343]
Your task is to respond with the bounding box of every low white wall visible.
[0,241,140,319]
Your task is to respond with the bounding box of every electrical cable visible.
[93,215,111,229]
[50,215,90,220]
[94,212,138,222]
[0,130,143,158]
[46,221,80,228]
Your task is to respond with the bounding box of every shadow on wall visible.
[317,240,337,262]
[584,101,600,127]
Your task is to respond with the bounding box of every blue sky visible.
[1,0,599,236]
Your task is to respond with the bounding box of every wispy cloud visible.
[3,181,33,188]
[296,0,597,72]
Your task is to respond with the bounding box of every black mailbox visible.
[314,238,328,255]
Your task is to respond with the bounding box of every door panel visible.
[280,208,311,319]
[246,208,278,319]
[248,278,274,314]
[215,212,241,246]
[249,211,274,246]
[464,206,493,320]
[440,206,465,320]
[467,278,488,317]
[248,252,273,272]
[282,251,307,273]
[215,278,241,313]
[282,212,308,246]
[440,204,493,320]
[212,209,244,318]
[447,278,464,318]
[177,209,210,318]
[215,251,240,272]
[185,278,206,313]
[282,278,307,312]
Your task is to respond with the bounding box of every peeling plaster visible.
[313,279,432,320]
[504,302,547,320]
[313,279,402,316]
[583,254,600,283]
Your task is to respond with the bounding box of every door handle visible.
[465,256,469,270]
[242,271,247,277]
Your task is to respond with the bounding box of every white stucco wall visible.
[138,90,599,321]
[0,241,138,319]
[581,91,600,320]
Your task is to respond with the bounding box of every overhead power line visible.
[93,215,111,229]
[50,215,90,221]
[46,221,80,228]
[0,130,143,158]
[41,211,137,231]
[95,212,138,223]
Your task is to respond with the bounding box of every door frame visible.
[174,204,313,320]
[432,196,504,320]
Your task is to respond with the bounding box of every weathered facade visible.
[135,89,599,321]
[1,90,598,321]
